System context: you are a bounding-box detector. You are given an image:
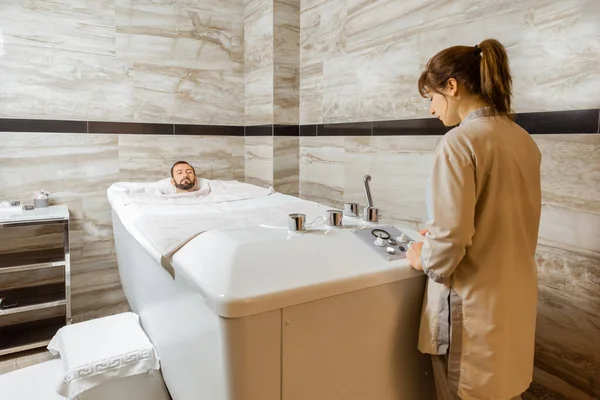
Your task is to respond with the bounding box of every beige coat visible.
[419,108,542,400]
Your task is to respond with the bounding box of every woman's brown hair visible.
[418,39,513,118]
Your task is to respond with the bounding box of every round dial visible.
[371,228,390,240]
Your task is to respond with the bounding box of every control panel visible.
[351,225,415,261]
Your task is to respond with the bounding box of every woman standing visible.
[405,39,542,400]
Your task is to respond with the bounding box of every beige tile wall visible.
[244,0,300,194]
[274,136,300,196]
[0,0,245,124]
[273,0,300,125]
[300,0,600,124]
[245,135,274,187]
[244,0,274,126]
[245,136,300,197]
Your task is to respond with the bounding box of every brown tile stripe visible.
[0,109,597,136]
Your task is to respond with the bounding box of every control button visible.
[388,238,397,245]
[398,246,406,252]
[374,237,385,247]
[385,246,396,254]
[397,233,409,243]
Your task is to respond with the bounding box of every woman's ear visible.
[446,78,458,96]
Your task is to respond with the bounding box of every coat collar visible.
[460,107,495,127]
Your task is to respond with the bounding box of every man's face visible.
[171,163,196,191]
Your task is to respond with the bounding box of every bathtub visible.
[108,181,434,400]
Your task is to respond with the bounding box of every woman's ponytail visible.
[478,39,513,116]
[418,38,514,119]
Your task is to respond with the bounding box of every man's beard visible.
[175,178,195,190]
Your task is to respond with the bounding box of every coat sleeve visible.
[421,134,477,285]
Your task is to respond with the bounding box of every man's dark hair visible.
[170,161,195,178]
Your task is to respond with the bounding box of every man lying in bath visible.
[166,160,210,195]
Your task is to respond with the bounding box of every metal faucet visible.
[363,175,373,207]
[362,174,379,222]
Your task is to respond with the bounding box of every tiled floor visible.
[0,348,54,375]
[523,384,569,400]
[0,350,569,400]
[0,353,568,400]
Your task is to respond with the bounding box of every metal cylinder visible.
[326,209,343,227]
[34,198,49,208]
[288,213,306,231]
[363,206,379,223]
[343,202,359,217]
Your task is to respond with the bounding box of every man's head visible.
[170,161,197,192]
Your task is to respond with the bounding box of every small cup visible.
[34,198,49,208]
[343,202,359,217]
[326,209,343,227]
[288,213,306,232]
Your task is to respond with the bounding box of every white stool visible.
[0,312,171,400]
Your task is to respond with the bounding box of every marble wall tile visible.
[299,135,442,218]
[115,0,244,68]
[300,0,346,65]
[0,0,131,121]
[0,46,135,122]
[323,39,424,123]
[118,134,245,182]
[245,0,300,126]
[533,134,600,263]
[300,0,600,124]
[131,63,244,125]
[534,244,600,398]
[299,62,323,124]
[533,135,600,214]
[245,0,274,125]
[0,0,246,124]
[245,66,275,126]
[273,136,299,196]
[274,62,300,124]
[273,0,300,124]
[539,205,600,255]
[417,1,600,114]
[245,0,274,71]
[232,139,247,182]
[0,132,117,210]
[299,136,345,207]
[344,136,442,226]
[245,136,274,188]
[116,0,245,124]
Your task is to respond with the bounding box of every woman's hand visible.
[406,241,424,271]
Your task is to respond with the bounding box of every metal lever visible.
[363,175,373,207]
